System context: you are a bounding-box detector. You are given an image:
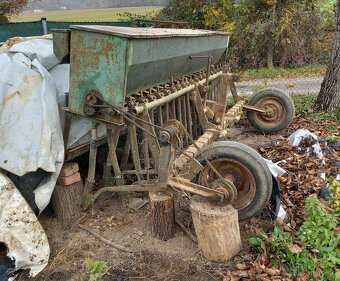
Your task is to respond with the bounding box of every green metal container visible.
[67,25,230,115]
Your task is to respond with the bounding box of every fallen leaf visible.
[263,267,280,276]
[235,263,248,270]
[297,272,309,281]
[288,244,302,254]
[233,270,248,278]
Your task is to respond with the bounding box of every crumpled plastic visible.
[0,173,49,278]
[0,41,64,212]
[287,128,323,159]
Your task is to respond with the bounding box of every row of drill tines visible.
[124,64,222,109]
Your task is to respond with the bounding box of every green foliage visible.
[159,0,208,29]
[86,195,94,205]
[307,108,340,122]
[249,224,317,279]
[327,177,340,211]
[232,0,330,69]
[83,258,108,281]
[298,197,340,280]
[117,11,156,22]
[326,125,338,133]
[203,0,236,32]
[291,95,340,122]
[319,0,337,27]
[327,136,340,143]
[0,0,28,23]
[291,95,317,115]
[298,197,338,249]
[160,0,335,69]
[249,196,340,280]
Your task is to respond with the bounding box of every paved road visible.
[235,76,323,96]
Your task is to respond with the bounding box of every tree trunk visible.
[267,0,276,68]
[314,0,340,110]
[267,39,274,68]
[149,190,175,241]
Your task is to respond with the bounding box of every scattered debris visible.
[79,225,134,253]
[128,197,149,211]
[0,173,50,278]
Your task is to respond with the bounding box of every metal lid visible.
[70,25,230,38]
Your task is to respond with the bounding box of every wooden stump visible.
[52,180,83,222]
[190,196,242,262]
[149,190,175,241]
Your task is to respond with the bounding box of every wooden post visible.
[149,190,175,241]
[52,163,83,222]
[190,196,242,262]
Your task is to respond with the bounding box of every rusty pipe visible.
[132,71,222,115]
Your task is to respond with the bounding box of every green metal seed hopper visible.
[67,25,230,115]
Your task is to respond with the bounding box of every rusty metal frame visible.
[62,64,271,204]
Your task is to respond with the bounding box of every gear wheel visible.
[83,105,96,117]
[85,90,102,106]
[211,178,237,204]
[162,119,186,142]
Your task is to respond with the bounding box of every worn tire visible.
[246,88,295,134]
[195,141,272,220]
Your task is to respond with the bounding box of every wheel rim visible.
[253,97,285,128]
[199,159,256,210]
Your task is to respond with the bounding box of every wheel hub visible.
[199,158,257,210]
[211,178,237,204]
[255,97,285,127]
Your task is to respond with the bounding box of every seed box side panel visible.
[68,29,129,115]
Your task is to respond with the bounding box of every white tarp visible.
[0,173,49,278]
[0,39,64,212]
[49,64,106,149]
[0,36,105,278]
[0,37,106,212]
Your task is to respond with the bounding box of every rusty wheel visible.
[195,141,272,220]
[246,89,295,134]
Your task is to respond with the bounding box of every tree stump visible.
[149,190,175,241]
[190,196,242,262]
[52,180,83,222]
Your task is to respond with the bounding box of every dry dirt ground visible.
[17,120,309,281]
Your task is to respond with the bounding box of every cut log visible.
[59,162,79,177]
[57,172,81,186]
[190,196,242,262]
[149,190,175,241]
[52,180,83,222]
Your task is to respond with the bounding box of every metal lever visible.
[189,55,213,107]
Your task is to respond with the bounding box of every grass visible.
[291,94,340,123]
[9,6,162,22]
[238,65,327,81]
[249,197,340,280]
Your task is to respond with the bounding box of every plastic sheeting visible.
[0,39,64,212]
[0,173,49,278]
[287,128,323,159]
[0,36,106,212]
[0,36,106,277]
[49,64,106,149]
